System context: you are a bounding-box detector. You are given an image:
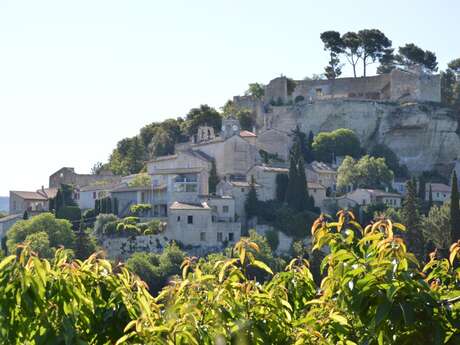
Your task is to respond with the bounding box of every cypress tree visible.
[275,173,289,202]
[113,198,119,216]
[245,176,259,218]
[208,159,219,194]
[450,170,460,242]
[401,179,424,259]
[286,133,311,212]
[428,184,433,210]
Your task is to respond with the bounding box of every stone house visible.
[110,185,168,218]
[9,187,58,215]
[425,183,451,203]
[216,180,260,223]
[346,189,402,208]
[246,165,289,201]
[147,150,211,204]
[306,161,337,193]
[175,118,260,179]
[167,201,240,247]
[77,183,121,210]
[49,167,121,189]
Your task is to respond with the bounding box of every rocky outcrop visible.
[257,100,460,174]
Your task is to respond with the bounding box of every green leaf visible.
[250,260,274,275]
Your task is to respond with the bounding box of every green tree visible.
[185,104,222,136]
[396,43,438,72]
[275,173,289,202]
[93,213,118,238]
[235,109,255,131]
[128,173,152,188]
[337,155,394,192]
[126,242,185,294]
[208,159,219,194]
[421,202,451,250]
[400,179,424,258]
[357,29,392,77]
[6,213,75,255]
[245,176,259,218]
[91,161,105,175]
[24,231,54,258]
[312,128,361,163]
[245,83,265,99]
[450,170,460,242]
[369,143,408,178]
[286,134,311,212]
[341,31,362,78]
[320,31,343,79]
[376,48,396,74]
[74,217,97,260]
[126,136,146,174]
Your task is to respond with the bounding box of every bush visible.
[265,229,279,251]
[6,213,75,255]
[94,214,118,237]
[56,206,82,223]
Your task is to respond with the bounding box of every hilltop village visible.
[2,65,460,259]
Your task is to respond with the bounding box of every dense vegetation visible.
[1,212,460,344]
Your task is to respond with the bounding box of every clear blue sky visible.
[1,0,459,196]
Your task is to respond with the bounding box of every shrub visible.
[56,206,82,223]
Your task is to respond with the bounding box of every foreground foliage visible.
[1,212,460,344]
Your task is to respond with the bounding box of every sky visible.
[1,0,459,196]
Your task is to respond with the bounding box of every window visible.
[217,232,223,242]
[437,192,440,198]
[200,232,206,241]
[228,233,234,242]
[223,205,229,213]
[316,88,323,97]
[187,215,193,224]
[177,216,181,222]
[93,192,97,199]
[241,188,245,192]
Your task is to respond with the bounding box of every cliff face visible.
[258,100,460,173]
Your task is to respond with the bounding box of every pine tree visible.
[22,211,29,220]
[450,170,460,242]
[245,176,259,218]
[401,179,424,259]
[208,159,219,194]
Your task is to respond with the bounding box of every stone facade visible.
[264,68,441,104]
[49,167,121,189]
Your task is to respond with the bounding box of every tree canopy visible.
[312,128,362,163]
[337,155,394,192]
[6,213,75,257]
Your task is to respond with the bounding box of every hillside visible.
[256,100,460,174]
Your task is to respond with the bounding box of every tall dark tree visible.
[320,31,343,79]
[74,217,97,260]
[208,160,219,195]
[357,29,392,77]
[245,176,259,218]
[450,170,460,243]
[275,174,289,202]
[428,184,433,211]
[286,136,310,212]
[401,179,424,259]
[126,136,145,174]
[441,69,457,105]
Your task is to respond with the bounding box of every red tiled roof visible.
[239,130,257,137]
